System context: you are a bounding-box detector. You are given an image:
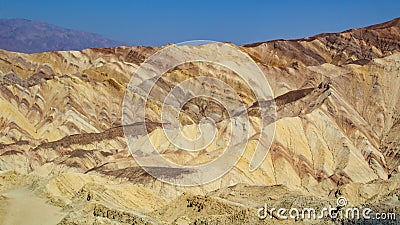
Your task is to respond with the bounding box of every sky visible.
[0,0,399,46]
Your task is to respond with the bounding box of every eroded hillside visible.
[0,18,399,224]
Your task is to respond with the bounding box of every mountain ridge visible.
[0,18,127,53]
[243,17,400,47]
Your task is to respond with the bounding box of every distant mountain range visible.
[0,18,126,53]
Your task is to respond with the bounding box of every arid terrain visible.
[0,18,399,224]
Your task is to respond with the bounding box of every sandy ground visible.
[0,188,65,225]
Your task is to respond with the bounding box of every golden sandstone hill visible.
[0,18,399,224]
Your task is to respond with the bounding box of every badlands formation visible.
[0,18,399,224]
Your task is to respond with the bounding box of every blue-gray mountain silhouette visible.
[0,18,126,53]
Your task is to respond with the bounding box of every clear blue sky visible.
[1,0,399,46]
